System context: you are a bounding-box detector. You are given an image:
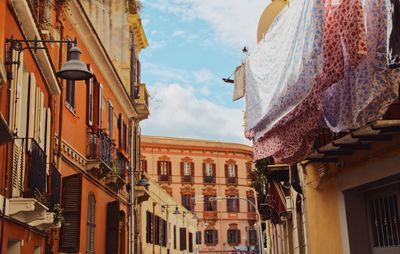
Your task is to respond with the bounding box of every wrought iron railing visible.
[203,176,216,184]
[28,139,47,196]
[116,152,129,180]
[49,163,61,211]
[226,177,238,185]
[181,175,193,183]
[87,129,113,168]
[158,175,171,182]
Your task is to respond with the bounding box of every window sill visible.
[65,102,78,117]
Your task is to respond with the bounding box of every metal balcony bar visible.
[87,129,113,168]
[226,177,238,185]
[158,175,171,182]
[203,176,216,184]
[181,175,193,183]
[116,152,129,179]
[28,138,47,196]
[49,163,61,211]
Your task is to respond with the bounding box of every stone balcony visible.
[134,83,150,120]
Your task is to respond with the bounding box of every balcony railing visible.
[203,176,216,184]
[181,175,193,183]
[226,177,238,185]
[158,175,172,182]
[116,152,129,180]
[87,129,113,168]
[49,163,61,211]
[28,139,47,196]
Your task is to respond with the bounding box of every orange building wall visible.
[141,136,257,252]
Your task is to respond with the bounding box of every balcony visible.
[134,83,150,120]
[158,175,172,183]
[7,138,59,230]
[181,175,194,184]
[226,177,238,185]
[106,152,128,192]
[86,129,114,179]
[307,97,400,163]
[203,176,216,184]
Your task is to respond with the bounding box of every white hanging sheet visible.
[245,0,324,140]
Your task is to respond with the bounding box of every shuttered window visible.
[188,232,193,252]
[204,195,217,211]
[146,211,153,243]
[249,228,257,245]
[173,225,177,249]
[106,201,120,254]
[65,43,76,109]
[86,192,96,253]
[248,196,256,212]
[98,84,103,128]
[180,228,187,250]
[227,229,241,245]
[181,194,193,211]
[60,174,82,253]
[86,66,94,126]
[108,101,113,139]
[196,231,202,245]
[154,215,160,245]
[204,230,218,245]
[227,196,240,213]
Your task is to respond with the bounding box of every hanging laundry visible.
[245,0,324,138]
[388,0,400,68]
[251,0,367,163]
[323,0,400,132]
[233,64,246,101]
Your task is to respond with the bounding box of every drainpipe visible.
[56,5,64,170]
[128,119,136,254]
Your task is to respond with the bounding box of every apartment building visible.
[141,136,259,253]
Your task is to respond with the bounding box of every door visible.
[366,183,400,254]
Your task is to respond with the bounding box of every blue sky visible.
[140,0,268,144]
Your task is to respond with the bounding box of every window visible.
[227,196,240,213]
[228,164,236,177]
[184,162,191,176]
[248,228,257,245]
[180,228,187,250]
[66,43,76,109]
[140,159,147,173]
[182,194,193,211]
[196,231,202,245]
[205,163,213,176]
[174,225,177,249]
[248,196,256,212]
[227,229,241,245]
[189,232,193,252]
[204,230,218,245]
[98,84,103,127]
[158,161,170,175]
[146,211,153,243]
[108,101,113,138]
[204,195,217,211]
[86,192,96,253]
[86,65,94,126]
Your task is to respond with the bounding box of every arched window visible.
[86,192,96,253]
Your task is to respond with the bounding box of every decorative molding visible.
[180,186,195,195]
[246,190,255,198]
[202,187,217,196]
[225,187,239,196]
[226,159,236,164]
[55,137,87,169]
[203,158,214,163]
[180,156,193,162]
[158,155,170,161]
[161,185,173,196]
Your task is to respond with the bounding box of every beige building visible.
[134,178,198,254]
[141,136,259,253]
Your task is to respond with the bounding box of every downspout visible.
[129,119,136,254]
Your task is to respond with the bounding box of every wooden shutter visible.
[60,174,82,253]
[45,108,51,175]
[98,84,103,128]
[196,231,201,245]
[224,164,228,178]
[180,162,184,176]
[118,114,122,148]
[86,65,94,126]
[157,161,161,175]
[106,200,120,254]
[168,161,172,176]
[173,225,176,249]
[189,232,193,252]
[146,211,152,243]
[213,230,218,244]
[154,215,159,245]
[14,52,24,135]
[235,164,238,178]
[180,228,187,250]
[27,73,36,139]
[108,101,113,139]
[202,163,206,176]
[12,141,25,197]
[236,230,241,244]
[212,163,216,177]
[190,162,194,177]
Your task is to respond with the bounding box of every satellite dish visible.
[257,0,289,43]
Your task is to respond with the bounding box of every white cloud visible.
[142,83,248,144]
[147,40,166,50]
[172,30,186,37]
[192,69,213,83]
[142,0,269,49]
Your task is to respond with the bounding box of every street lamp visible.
[137,173,149,187]
[5,37,93,81]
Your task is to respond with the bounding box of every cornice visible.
[128,14,149,50]
[67,0,137,118]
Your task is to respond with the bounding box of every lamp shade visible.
[173,205,180,215]
[56,46,93,80]
[137,174,149,187]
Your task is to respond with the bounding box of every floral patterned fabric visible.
[388,0,400,68]
[323,0,400,133]
[252,0,368,163]
[245,0,324,138]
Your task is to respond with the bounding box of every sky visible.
[140,0,269,144]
